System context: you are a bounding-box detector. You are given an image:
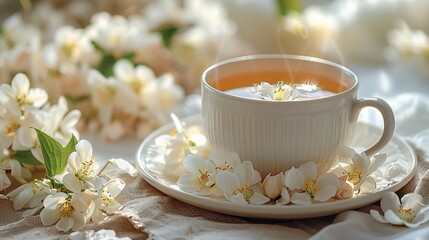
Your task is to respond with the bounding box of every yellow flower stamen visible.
[60,202,73,218]
[398,208,415,222]
[129,78,144,93]
[232,185,254,202]
[215,161,234,172]
[76,156,95,181]
[197,169,210,187]
[170,129,178,137]
[97,86,116,105]
[31,180,45,194]
[273,81,296,101]
[273,81,286,101]
[6,122,20,137]
[305,179,317,196]
[101,189,115,206]
[61,42,76,59]
[347,166,362,185]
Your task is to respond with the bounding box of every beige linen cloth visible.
[1,160,428,240]
[2,93,429,240]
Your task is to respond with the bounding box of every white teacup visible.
[201,54,395,177]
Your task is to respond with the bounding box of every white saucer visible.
[135,115,417,219]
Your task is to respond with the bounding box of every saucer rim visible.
[135,115,417,219]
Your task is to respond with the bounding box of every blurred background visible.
[1,0,429,140]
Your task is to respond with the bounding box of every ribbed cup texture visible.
[204,107,350,177]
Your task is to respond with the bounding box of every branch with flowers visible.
[0,73,137,232]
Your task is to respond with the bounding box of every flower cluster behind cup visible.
[0,1,251,141]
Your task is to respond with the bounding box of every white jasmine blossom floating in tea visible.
[247,81,333,101]
[252,81,300,101]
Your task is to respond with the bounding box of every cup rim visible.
[201,54,358,105]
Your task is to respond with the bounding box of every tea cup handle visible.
[352,97,395,157]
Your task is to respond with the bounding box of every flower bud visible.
[262,172,284,199]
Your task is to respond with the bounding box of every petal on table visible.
[40,208,61,225]
[28,194,46,208]
[401,193,424,212]
[370,209,388,223]
[380,192,401,213]
[71,213,86,231]
[22,205,43,217]
[407,206,429,228]
[12,185,32,210]
[56,217,74,232]
[110,158,138,176]
[105,179,126,198]
[91,208,107,223]
[384,209,404,225]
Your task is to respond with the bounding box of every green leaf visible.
[13,150,43,166]
[35,129,78,177]
[65,95,89,106]
[64,134,78,158]
[48,177,65,190]
[97,54,116,77]
[158,25,179,48]
[122,52,136,60]
[96,52,135,77]
[91,40,106,54]
[92,40,136,77]
[276,0,302,16]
